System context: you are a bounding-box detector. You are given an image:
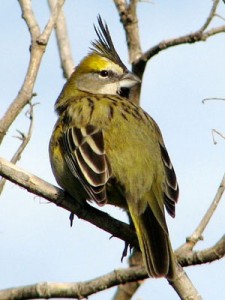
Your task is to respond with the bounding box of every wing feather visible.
[159,143,179,218]
[151,118,179,217]
[62,125,111,205]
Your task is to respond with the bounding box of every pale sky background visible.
[0,1,225,299]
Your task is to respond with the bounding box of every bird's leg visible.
[69,213,75,227]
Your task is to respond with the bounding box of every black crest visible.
[90,15,127,71]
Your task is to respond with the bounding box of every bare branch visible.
[215,13,225,21]
[0,0,65,145]
[48,0,74,78]
[136,25,225,70]
[0,262,203,300]
[3,242,224,300]
[132,0,225,80]
[114,0,142,64]
[114,1,225,106]
[212,129,225,144]
[0,267,147,300]
[202,97,225,144]
[1,233,224,300]
[202,97,225,103]
[112,249,143,300]
[0,101,36,195]
[37,0,65,45]
[19,0,40,39]
[113,0,143,105]
[0,264,202,300]
[177,174,225,253]
[112,281,141,300]
[199,0,220,32]
[4,157,225,299]
[169,264,202,300]
[0,157,138,248]
[177,235,225,267]
[1,2,224,299]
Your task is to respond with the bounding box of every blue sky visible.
[0,1,225,299]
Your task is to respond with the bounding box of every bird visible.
[49,16,179,280]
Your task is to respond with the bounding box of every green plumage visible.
[49,16,179,280]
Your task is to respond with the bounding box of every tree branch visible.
[212,129,225,144]
[177,235,225,267]
[177,173,225,253]
[0,236,224,300]
[0,0,65,145]
[132,0,225,80]
[169,264,202,300]
[0,265,202,300]
[202,97,225,103]
[2,158,225,299]
[114,0,142,63]
[3,236,225,300]
[0,157,138,249]
[199,0,220,32]
[48,0,74,78]
[202,97,225,144]
[113,0,143,105]
[0,101,35,195]
[0,267,147,300]
[135,25,225,74]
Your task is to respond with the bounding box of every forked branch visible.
[0,101,36,195]
[0,0,65,145]
[1,158,225,299]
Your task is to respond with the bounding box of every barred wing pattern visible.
[148,117,179,218]
[62,124,112,205]
[159,143,179,217]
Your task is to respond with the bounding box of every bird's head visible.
[74,53,140,97]
[69,16,140,97]
[55,16,141,113]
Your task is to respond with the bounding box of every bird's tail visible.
[128,194,176,279]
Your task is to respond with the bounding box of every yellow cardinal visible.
[49,16,179,279]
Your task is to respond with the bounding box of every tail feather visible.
[129,205,176,279]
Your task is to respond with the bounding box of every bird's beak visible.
[120,71,141,89]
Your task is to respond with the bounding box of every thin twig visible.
[139,25,225,66]
[202,97,225,103]
[199,0,220,32]
[37,0,65,45]
[202,97,225,144]
[177,174,225,252]
[212,129,225,144]
[0,101,36,195]
[48,0,74,78]
[133,0,225,79]
[215,13,225,22]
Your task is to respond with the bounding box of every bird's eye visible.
[99,70,109,77]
